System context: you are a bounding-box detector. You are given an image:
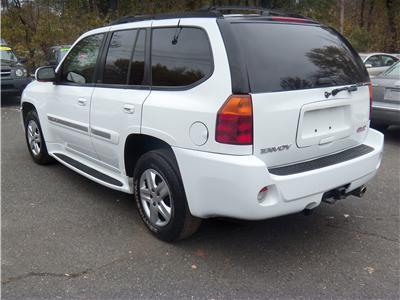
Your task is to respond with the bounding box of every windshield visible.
[231,22,369,93]
[59,48,69,61]
[384,62,400,77]
[0,47,18,62]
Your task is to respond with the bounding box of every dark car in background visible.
[371,61,400,128]
[47,45,71,67]
[1,43,31,97]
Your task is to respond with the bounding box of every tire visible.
[24,110,54,165]
[133,149,201,242]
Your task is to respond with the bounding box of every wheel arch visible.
[21,101,37,122]
[124,134,177,178]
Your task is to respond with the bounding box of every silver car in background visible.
[360,53,399,76]
[371,62,400,128]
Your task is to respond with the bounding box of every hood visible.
[0,60,23,68]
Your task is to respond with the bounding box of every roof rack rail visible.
[109,6,316,26]
[110,11,219,25]
[110,15,151,25]
[199,6,265,14]
[200,5,313,21]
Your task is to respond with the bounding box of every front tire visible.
[133,149,201,242]
[24,110,53,165]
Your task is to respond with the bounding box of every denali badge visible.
[260,144,292,154]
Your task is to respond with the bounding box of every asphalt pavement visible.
[1,96,399,299]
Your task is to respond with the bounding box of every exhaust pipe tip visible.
[351,185,367,198]
[360,186,367,197]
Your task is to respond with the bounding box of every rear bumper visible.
[173,129,384,220]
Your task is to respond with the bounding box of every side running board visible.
[53,153,123,187]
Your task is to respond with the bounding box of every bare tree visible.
[339,0,344,34]
[360,0,365,27]
[385,0,397,52]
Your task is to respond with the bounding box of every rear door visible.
[230,22,370,168]
[90,26,150,170]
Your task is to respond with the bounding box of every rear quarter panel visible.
[141,18,252,155]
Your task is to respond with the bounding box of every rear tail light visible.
[369,83,373,119]
[215,94,253,145]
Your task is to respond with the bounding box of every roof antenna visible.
[172,19,182,45]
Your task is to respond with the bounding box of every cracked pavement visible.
[1,96,399,299]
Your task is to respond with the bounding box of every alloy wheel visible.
[27,120,41,156]
[139,169,172,227]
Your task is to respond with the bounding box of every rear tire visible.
[133,149,201,242]
[24,110,54,165]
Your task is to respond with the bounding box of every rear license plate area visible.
[297,104,352,148]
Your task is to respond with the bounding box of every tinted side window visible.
[381,55,398,66]
[151,27,213,87]
[366,55,383,67]
[103,30,137,85]
[129,29,146,85]
[60,34,104,84]
[231,23,368,93]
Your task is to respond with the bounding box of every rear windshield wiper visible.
[325,85,358,98]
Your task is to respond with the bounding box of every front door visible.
[46,33,105,159]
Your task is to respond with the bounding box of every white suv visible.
[21,8,384,241]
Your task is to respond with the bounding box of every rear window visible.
[232,23,368,93]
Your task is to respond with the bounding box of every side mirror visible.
[49,59,58,66]
[35,66,56,82]
[19,57,27,64]
[365,63,373,68]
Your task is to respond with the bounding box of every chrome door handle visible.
[123,104,135,114]
[77,98,87,106]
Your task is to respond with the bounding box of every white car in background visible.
[359,52,399,76]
